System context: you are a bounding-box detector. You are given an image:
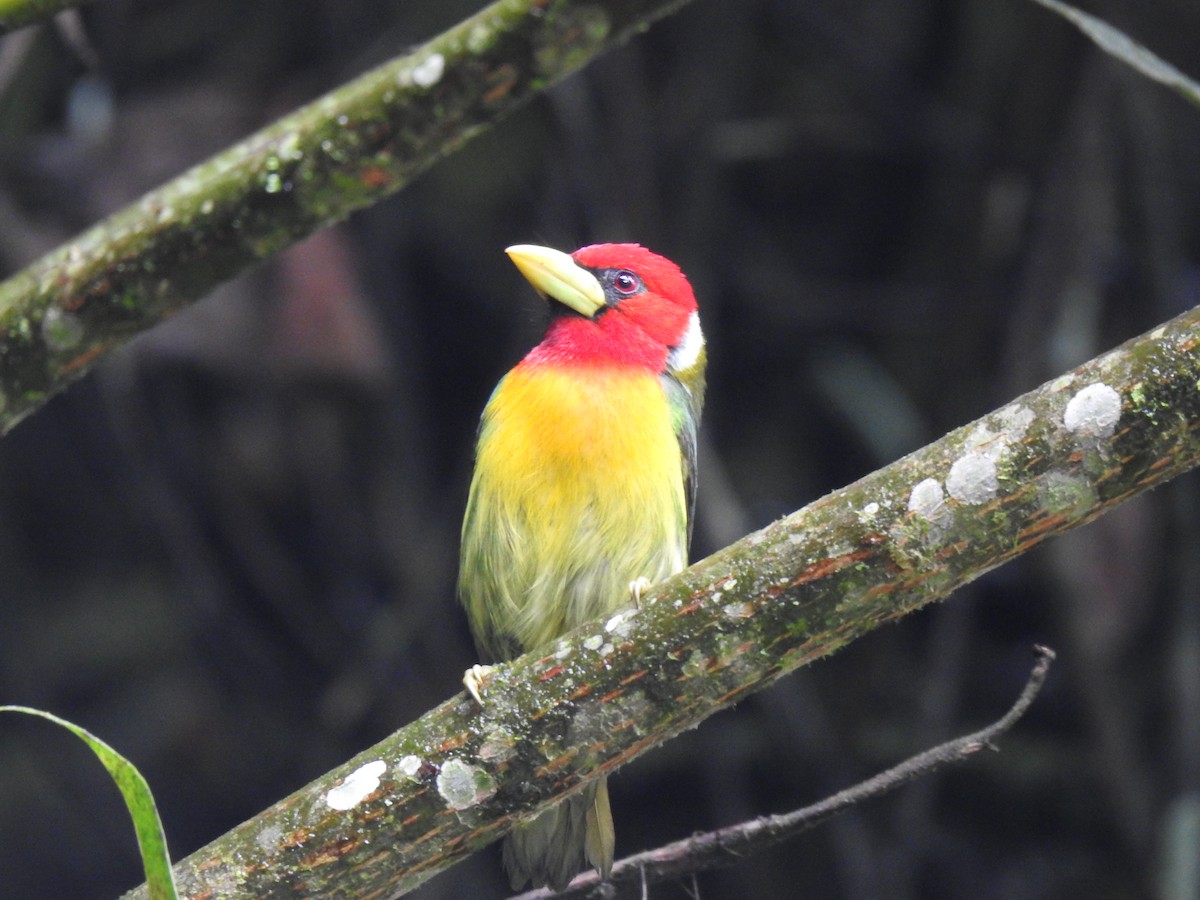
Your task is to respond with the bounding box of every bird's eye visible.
[612,270,641,295]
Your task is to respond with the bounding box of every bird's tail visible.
[502,777,614,892]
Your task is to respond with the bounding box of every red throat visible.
[523,243,697,373]
[523,314,669,371]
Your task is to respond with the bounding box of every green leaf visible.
[1028,0,1200,108]
[0,705,177,900]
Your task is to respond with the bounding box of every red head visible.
[506,242,702,373]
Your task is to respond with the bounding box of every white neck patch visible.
[668,311,705,373]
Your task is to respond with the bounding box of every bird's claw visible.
[463,663,496,705]
[628,576,652,608]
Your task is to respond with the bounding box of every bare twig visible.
[516,646,1057,899]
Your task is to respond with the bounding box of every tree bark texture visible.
[0,0,695,433]
[122,302,1200,897]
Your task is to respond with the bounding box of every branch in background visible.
[0,0,696,433]
[122,302,1200,898]
[519,646,1057,899]
[0,0,93,36]
[1028,0,1200,109]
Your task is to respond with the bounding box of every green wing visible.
[662,359,706,550]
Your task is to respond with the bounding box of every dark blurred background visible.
[1,0,1199,897]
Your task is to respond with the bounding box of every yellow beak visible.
[505,244,606,318]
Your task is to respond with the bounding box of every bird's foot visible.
[463,663,496,705]
[628,576,653,608]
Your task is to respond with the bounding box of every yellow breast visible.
[460,364,687,655]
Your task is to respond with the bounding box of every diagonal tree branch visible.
[121,303,1200,898]
[0,0,696,434]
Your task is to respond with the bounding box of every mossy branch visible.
[0,0,696,433]
[122,305,1200,897]
[0,0,92,35]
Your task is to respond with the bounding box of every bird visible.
[457,242,706,891]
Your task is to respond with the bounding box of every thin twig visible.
[518,646,1057,899]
